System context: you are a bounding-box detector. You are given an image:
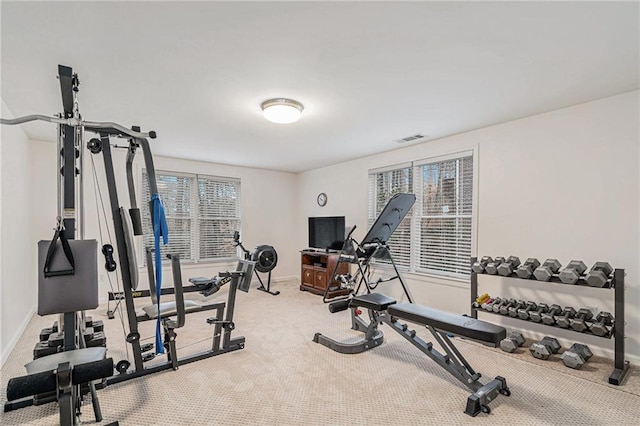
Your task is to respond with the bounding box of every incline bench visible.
[313,293,510,416]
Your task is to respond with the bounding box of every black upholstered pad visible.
[388,303,506,345]
[351,293,397,311]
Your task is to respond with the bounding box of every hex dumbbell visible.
[561,343,593,369]
[559,260,588,284]
[590,312,614,337]
[555,307,577,328]
[515,258,541,279]
[585,262,614,288]
[508,300,527,318]
[540,304,562,325]
[485,257,506,275]
[500,331,525,353]
[496,298,516,314]
[569,308,594,333]
[517,301,538,320]
[529,336,561,360]
[502,299,522,316]
[497,256,521,277]
[533,259,562,281]
[471,256,494,273]
[482,297,502,311]
[528,303,549,323]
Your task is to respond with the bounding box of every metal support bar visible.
[610,268,630,385]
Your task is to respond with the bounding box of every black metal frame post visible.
[470,257,478,319]
[98,134,144,371]
[609,268,629,385]
[59,65,78,353]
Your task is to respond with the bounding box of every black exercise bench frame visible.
[313,293,511,416]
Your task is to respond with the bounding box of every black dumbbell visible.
[540,304,562,325]
[494,298,515,314]
[561,343,593,369]
[508,300,527,318]
[559,260,588,284]
[500,331,525,353]
[499,299,518,316]
[585,262,614,288]
[529,336,561,360]
[497,256,521,277]
[481,297,502,311]
[517,301,538,320]
[569,308,594,332]
[515,258,541,279]
[485,257,506,275]
[528,303,549,323]
[471,256,493,273]
[555,307,577,328]
[590,312,614,337]
[533,259,562,281]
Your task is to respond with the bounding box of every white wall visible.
[297,91,640,361]
[0,98,36,366]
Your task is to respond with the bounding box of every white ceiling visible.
[1,1,638,173]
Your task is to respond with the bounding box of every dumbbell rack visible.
[469,257,630,386]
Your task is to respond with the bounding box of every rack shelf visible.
[470,256,629,385]
[470,307,613,339]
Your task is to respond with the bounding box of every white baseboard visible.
[1,306,35,368]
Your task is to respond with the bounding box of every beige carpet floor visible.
[2,280,640,425]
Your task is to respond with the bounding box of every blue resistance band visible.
[152,193,169,355]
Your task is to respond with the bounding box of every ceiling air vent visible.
[395,133,427,144]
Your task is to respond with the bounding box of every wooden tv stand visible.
[300,250,350,298]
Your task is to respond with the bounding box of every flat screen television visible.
[308,216,346,251]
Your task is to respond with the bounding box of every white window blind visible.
[367,152,474,278]
[367,164,413,268]
[416,155,473,277]
[198,176,241,260]
[142,170,241,263]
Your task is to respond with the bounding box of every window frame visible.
[141,169,242,265]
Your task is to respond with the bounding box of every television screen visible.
[308,216,346,251]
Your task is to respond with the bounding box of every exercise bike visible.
[233,231,280,296]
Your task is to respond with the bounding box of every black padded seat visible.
[351,293,397,311]
[388,303,506,345]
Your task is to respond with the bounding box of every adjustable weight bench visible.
[313,293,510,417]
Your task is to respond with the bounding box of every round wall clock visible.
[317,192,328,207]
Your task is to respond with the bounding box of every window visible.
[368,152,474,278]
[367,163,413,268]
[415,154,473,277]
[142,170,241,263]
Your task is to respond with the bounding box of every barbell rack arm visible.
[0,115,156,139]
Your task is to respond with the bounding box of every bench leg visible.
[465,376,509,416]
[313,331,384,354]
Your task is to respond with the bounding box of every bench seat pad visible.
[26,347,107,374]
[142,299,202,319]
[351,293,397,311]
[388,303,506,345]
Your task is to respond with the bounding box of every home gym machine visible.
[322,193,415,305]
[82,110,256,384]
[0,65,142,424]
[313,293,511,416]
[233,231,280,295]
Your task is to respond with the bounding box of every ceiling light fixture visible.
[261,98,304,124]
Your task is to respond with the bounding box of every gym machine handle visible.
[0,115,156,139]
[43,228,75,277]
